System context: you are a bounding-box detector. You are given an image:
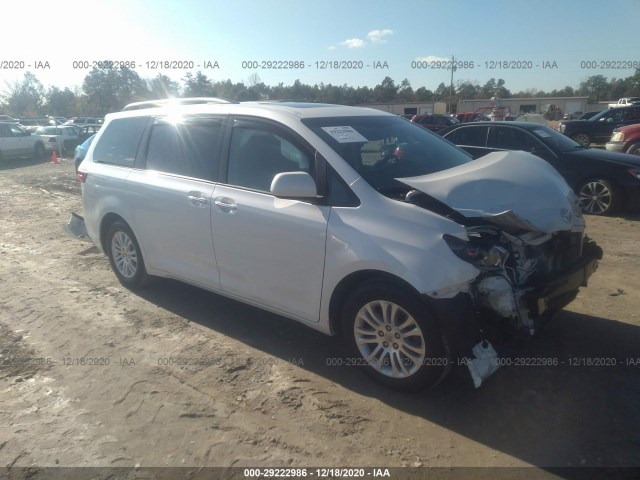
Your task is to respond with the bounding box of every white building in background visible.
[359,101,448,117]
[457,97,592,116]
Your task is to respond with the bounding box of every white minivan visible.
[77,102,602,390]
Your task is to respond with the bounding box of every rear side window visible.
[145,117,224,181]
[92,117,149,167]
[489,126,542,151]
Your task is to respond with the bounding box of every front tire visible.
[341,281,447,391]
[571,132,591,147]
[578,178,619,215]
[625,142,640,156]
[106,221,149,288]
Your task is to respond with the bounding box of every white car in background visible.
[35,125,81,154]
[76,102,602,391]
[0,121,46,160]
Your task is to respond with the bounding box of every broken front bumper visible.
[524,239,603,317]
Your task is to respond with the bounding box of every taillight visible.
[77,171,87,183]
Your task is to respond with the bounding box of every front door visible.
[211,119,329,322]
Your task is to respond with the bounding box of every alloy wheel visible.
[579,181,613,214]
[353,300,426,379]
[111,231,138,279]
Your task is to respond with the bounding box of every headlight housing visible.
[610,131,624,142]
[628,168,640,181]
[443,234,509,269]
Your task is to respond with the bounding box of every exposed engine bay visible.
[399,183,603,387]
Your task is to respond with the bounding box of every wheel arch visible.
[624,139,640,154]
[328,269,424,337]
[99,213,129,253]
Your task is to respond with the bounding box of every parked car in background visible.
[65,116,103,126]
[608,97,640,108]
[0,122,45,160]
[562,112,583,120]
[453,112,477,123]
[606,124,640,156]
[410,114,459,132]
[78,124,101,143]
[74,134,96,171]
[440,121,640,215]
[18,118,51,133]
[35,125,82,153]
[578,111,602,120]
[74,102,602,391]
[556,105,640,146]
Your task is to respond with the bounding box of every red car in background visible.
[606,123,640,156]
[410,114,459,132]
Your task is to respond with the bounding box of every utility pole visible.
[449,55,455,114]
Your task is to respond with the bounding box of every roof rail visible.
[122,97,237,111]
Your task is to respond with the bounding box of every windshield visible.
[302,115,472,193]
[530,124,583,151]
[589,109,611,121]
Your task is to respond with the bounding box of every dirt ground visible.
[1,154,639,478]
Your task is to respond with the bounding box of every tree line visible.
[1,67,639,118]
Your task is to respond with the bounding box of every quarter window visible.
[226,125,311,192]
[93,117,149,167]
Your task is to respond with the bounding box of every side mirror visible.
[270,171,317,199]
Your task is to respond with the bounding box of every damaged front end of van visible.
[400,151,603,386]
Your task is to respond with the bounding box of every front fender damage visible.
[427,213,603,388]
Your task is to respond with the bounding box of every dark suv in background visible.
[557,105,640,147]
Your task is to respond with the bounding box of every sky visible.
[2,0,639,96]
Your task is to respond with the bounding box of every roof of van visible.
[111,101,391,121]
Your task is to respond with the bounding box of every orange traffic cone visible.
[51,151,60,165]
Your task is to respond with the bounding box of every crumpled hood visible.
[398,151,584,233]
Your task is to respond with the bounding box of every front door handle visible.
[187,191,208,207]
[214,197,237,214]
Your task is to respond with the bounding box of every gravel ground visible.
[1,154,639,479]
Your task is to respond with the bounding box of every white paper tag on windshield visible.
[533,129,551,138]
[321,126,368,143]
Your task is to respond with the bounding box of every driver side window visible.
[226,125,311,192]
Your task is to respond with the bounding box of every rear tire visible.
[106,221,149,289]
[578,178,619,215]
[341,281,448,391]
